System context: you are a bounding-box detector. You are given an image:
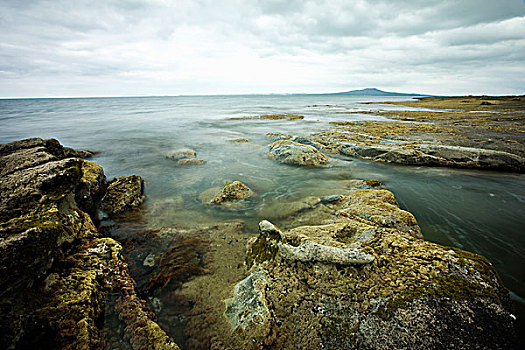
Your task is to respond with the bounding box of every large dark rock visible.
[0,138,178,350]
[101,175,145,216]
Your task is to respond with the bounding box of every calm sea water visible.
[1,95,524,338]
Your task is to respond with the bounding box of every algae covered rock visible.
[268,140,329,166]
[225,187,515,349]
[101,175,145,215]
[75,160,107,217]
[0,138,179,350]
[210,181,254,205]
[265,132,291,142]
[176,158,206,166]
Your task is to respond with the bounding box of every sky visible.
[0,0,524,98]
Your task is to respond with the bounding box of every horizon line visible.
[0,89,522,100]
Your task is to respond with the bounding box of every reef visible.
[313,95,525,172]
[0,138,179,350]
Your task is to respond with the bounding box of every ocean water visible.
[1,95,524,340]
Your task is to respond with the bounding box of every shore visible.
[1,95,523,349]
[313,95,525,172]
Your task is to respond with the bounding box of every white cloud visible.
[0,0,524,97]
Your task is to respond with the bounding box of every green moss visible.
[3,207,61,234]
[375,273,501,320]
[321,317,359,348]
[446,246,505,287]
[246,228,286,267]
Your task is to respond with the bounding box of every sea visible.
[1,94,524,340]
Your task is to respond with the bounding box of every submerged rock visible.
[265,132,291,142]
[268,140,329,167]
[166,148,196,160]
[166,147,207,167]
[211,181,254,205]
[176,158,206,166]
[229,138,250,143]
[101,175,145,215]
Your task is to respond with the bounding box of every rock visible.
[231,188,515,349]
[176,158,206,166]
[75,160,107,217]
[0,138,179,349]
[64,146,99,158]
[101,175,145,215]
[290,136,323,150]
[166,148,197,160]
[316,97,525,172]
[268,140,329,167]
[229,138,250,143]
[265,132,291,142]
[230,114,304,120]
[211,181,254,205]
[0,139,85,296]
[339,143,525,172]
[166,147,207,167]
[224,268,270,330]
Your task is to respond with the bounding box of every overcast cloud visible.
[0,0,524,97]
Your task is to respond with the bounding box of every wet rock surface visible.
[268,139,329,167]
[0,138,178,350]
[166,148,206,167]
[315,95,525,172]
[205,180,255,209]
[226,187,515,349]
[148,180,514,349]
[1,136,517,349]
[101,175,145,216]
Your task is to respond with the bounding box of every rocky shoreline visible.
[0,138,178,349]
[310,95,525,172]
[1,133,518,349]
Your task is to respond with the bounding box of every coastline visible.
[1,95,523,349]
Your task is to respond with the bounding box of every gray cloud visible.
[0,0,524,97]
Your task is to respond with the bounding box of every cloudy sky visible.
[1,0,524,97]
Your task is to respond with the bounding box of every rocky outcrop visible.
[211,181,253,204]
[0,138,179,350]
[268,140,329,167]
[225,186,515,349]
[315,96,525,172]
[339,143,525,172]
[101,175,145,216]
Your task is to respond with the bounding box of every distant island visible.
[331,87,430,96]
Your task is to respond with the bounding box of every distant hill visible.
[332,88,429,96]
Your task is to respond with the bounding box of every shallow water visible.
[1,94,524,341]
